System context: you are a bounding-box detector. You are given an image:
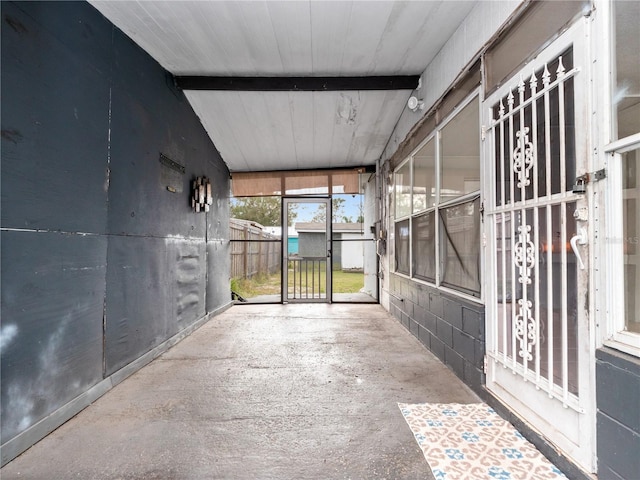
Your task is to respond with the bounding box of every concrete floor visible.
[2,304,480,480]
[243,292,377,303]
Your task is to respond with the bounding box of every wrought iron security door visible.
[483,25,595,472]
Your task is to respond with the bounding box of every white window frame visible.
[604,137,640,357]
[393,91,483,303]
[600,0,640,356]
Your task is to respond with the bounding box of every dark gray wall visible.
[596,348,640,480]
[1,0,230,456]
[388,274,485,394]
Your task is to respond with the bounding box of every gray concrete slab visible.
[1,304,480,480]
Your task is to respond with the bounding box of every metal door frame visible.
[282,197,332,303]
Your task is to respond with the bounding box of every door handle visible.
[570,227,588,270]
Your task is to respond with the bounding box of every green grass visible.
[332,270,364,293]
[232,272,282,297]
[231,269,364,299]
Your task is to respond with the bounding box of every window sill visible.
[604,333,640,358]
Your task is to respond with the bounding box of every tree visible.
[310,198,348,223]
[230,196,297,226]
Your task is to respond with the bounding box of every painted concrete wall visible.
[386,0,596,162]
[1,0,230,462]
[381,0,521,161]
[388,275,485,395]
[340,235,363,270]
[596,348,640,480]
[378,0,501,390]
[379,0,522,317]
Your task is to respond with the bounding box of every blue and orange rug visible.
[398,403,567,480]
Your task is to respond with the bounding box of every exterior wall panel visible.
[0,1,110,234]
[0,231,106,442]
[596,348,640,480]
[1,0,230,463]
[104,236,208,375]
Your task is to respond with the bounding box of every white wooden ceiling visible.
[90,0,477,172]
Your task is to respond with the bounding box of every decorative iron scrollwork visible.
[513,127,534,188]
[514,224,535,285]
[514,222,537,361]
[515,298,536,361]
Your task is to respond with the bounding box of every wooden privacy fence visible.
[230,219,280,279]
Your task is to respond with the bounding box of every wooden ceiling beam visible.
[175,75,420,91]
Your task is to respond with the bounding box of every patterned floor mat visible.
[398,403,567,480]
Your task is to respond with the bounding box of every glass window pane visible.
[413,138,436,213]
[614,1,640,140]
[412,211,436,282]
[623,148,640,333]
[395,162,411,218]
[395,219,410,275]
[439,197,481,296]
[441,99,480,203]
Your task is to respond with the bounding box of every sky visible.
[293,194,363,224]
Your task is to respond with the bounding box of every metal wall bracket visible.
[574,168,606,185]
[572,168,606,193]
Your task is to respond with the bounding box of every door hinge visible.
[481,125,487,141]
[483,355,488,374]
[482,232,487,247]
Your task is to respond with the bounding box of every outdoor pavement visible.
[1,303,481,480]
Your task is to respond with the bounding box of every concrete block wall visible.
[388,274,485,396]
[596,348,640,480]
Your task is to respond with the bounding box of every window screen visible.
[393,94,481,297]
[412,211,436,282]
[613,1,640,140]
[395,162,411,218]
[623,148,639,333]
[484,0,587,94]
[413,139,436,213]
[395,219,410,275]
[439,196,481,296]
[441,99,480,203]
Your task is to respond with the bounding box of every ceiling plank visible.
[175,75,420,91]
[88,0,478,173]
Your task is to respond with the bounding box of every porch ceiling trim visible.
[175,75,420,92]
